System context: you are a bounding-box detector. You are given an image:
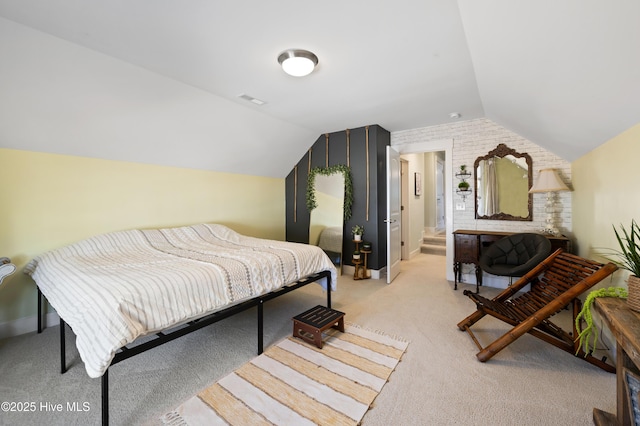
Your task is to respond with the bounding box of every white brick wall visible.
[391,118,572,236]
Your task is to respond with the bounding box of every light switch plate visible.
[456,203,465,211]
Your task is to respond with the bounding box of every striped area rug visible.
[161,324,408,426]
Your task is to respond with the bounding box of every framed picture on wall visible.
[415,172,422,196]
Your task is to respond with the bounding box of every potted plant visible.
[458,181,470,191]
[610,220,640,311]
[457,165,471,177]
[352,225,364,241]
[352,250,361,261]
[575,220,640,354]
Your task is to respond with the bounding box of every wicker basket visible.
[627,275,640,312]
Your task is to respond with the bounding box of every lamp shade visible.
[529,168,570,193]
[277,49,318,77]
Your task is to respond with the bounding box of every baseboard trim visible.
[0,312,60,340]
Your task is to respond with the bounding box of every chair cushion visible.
[479,233,552,277]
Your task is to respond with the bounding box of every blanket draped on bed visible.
[25,224,337,378]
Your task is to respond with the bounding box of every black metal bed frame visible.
[36,269,332,425]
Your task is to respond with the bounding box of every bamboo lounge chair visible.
[457,249,618,372]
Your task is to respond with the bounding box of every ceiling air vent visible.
[238,94,266,105]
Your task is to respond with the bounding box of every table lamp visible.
[529,168,571,235]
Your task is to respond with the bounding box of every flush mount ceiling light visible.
[277,49,318,77]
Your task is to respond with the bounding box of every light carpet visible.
[160,324,408,426]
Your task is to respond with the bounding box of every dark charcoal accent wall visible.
[285,125,390,270]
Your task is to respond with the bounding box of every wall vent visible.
[238,94,266,105]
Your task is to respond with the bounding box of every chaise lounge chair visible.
[457,249,618,372]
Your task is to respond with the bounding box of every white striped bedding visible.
[25,223,337,378]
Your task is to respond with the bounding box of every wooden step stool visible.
[292,305,345,349]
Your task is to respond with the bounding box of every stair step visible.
[421,244,446,256]
[423,235,446,246]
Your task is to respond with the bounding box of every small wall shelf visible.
[455,168,472,201]
[455,171,471,180]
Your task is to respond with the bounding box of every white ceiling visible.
[1,0,638,170]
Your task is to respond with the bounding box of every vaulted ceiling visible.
[1,1,638,177]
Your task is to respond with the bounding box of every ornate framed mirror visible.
[474,144,533,221]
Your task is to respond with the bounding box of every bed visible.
[25,223,337,424]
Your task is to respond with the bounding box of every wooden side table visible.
[593,297,640,425]
[453,231,481,292]
[352,240,371,280]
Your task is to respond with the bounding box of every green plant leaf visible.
[608,220,640,276]
[306,165,353,221]
[575,286,628,356]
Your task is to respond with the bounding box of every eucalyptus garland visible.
[306,165,353,221]
[575,286,628,356]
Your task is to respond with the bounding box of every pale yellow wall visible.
[0,148,285,324]
[572,123,640,289]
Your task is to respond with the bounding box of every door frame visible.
[435,156,445,232]
[393,139,454,281]
[400,159,410,260]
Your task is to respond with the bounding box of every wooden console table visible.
[593,297,640,426]
[452,230,571,292]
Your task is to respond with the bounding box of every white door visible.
[386,146,401,284]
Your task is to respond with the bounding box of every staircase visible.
[421,232,446,256]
